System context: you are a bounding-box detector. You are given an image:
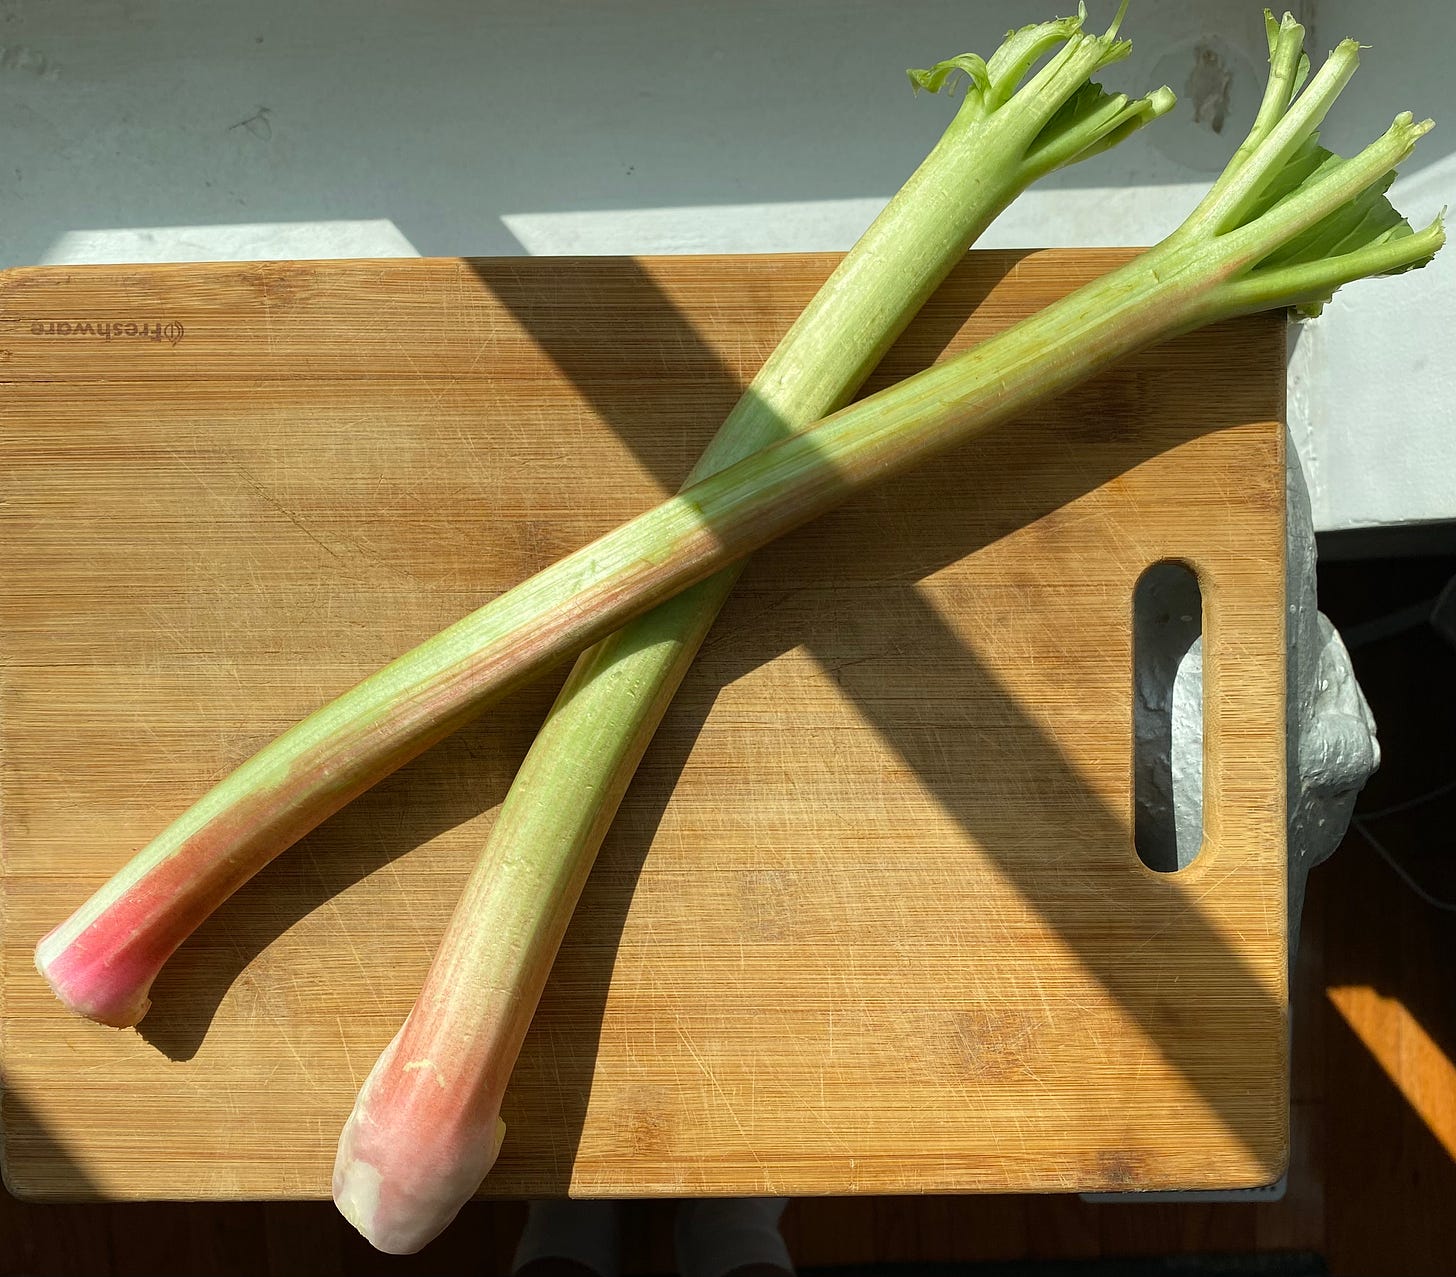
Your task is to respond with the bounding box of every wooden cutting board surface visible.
[0,251,1287,1201]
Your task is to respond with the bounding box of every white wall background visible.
[2,0,1450,531]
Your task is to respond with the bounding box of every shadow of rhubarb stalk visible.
[139,680,565,1062]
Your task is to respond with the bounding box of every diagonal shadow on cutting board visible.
[471,254,1287,1186]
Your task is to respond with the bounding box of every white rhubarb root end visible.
[333,1100,506,1254]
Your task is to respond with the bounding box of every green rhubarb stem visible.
[333,8,1180,1247]
[329,13,1168,1252]
[36,7,1168,1033]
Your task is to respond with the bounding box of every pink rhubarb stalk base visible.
[334,1016,508,1255]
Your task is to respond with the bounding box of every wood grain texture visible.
[0,251,1286,1202]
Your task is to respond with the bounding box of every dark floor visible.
[4,547,1454,1277]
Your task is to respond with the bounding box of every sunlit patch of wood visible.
[1328,984,1456,1162]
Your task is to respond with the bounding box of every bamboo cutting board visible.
[0,251,1287,1201]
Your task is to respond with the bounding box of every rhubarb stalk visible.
[37,5,1169,1032]
[331,5,1180,1253]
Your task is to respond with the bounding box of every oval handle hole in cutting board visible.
[1133,561,1205,874]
